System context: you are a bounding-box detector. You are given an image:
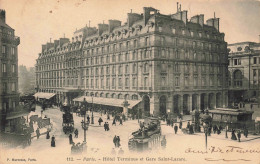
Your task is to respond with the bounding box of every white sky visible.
[1,0,260,67]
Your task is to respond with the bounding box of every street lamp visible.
[91,94,94,124]
[203,123,208,150]
[82,98,88,143]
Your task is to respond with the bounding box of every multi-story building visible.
[0,10,21,132]
[36,6,229,116]
[228,41,260,104]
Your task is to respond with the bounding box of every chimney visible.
[42,44,47,53]
[190,14,204,27]
[98,23,109,35]
[0,9,6,23]
[108,20,121,32]
[206,17,219,32]
[127,13,142,27]
[143,7,158,26]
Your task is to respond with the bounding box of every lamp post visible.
[82,98,88,143]
[91,94,94,124]
[203,123,208,150]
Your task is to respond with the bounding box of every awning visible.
[73,96,141,109]
[34,92,56,99]
[6,107,30,120]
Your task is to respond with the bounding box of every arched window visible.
[144,63,149,73]
[133,64,137,73]
[233,70,243,87]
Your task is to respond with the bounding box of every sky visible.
[1,0,260,67]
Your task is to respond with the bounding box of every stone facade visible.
[228,41,260,104]
[0,9,20,131]
[36,7,229,116]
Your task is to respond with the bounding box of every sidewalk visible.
[194,130,260,142]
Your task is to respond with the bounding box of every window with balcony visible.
[134,40,137,48]
[125,65,129,74]
[132,77,136,87]
[194,76,198,87]
[175,77,179,86]
[112,66,116,74]
[95,79,99,88]
[253,57,257,64]
[133,64,137,73]
[112,55,116,62]
[106,66,110,74]
[175,50,180,59]
[144,77,149,87]
[12,64,16,73]
[2,45,6,54]
[118,65,122,74]
[125,78,129,87]
[144,63,149,73]
[2,63,6,74]
[106,78,110,86]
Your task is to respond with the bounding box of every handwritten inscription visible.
[185,146,260,154]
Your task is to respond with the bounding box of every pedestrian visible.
[118,148,124,155]
[217,126,221,135]
[69,133,73,144]
[46,130,50,139]
[74,129,78,138]
[231,129,237,140]
[117,136,121,147]
[107,122,110,131]
[250,104,253,110]
[225,125,228,138]
[243,102,245,108]
[244,127,248,138]
[189,124,194,134]
[174,124,178,134]
[51,135,56,147]
[171,119,174,127]
[213,125,217,134]
[112,119,116,126]
[179,121,182,129]
[36,128,40,139]
[113,135,117,147]
[187,121,190,129]
[119,118,123,125]
[98,117,103,126]
[122,114,126,122]
[237,130,241,142]
[104,122,107,131]
[87,115,90,123]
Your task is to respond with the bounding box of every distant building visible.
[18,65,35,95]
[36,6,229,116]
[0,9,22,132]
[228,40,260,104]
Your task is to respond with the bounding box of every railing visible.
[0,32,20,45]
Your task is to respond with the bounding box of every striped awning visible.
[34,92,56,99]
[73,96,141,109]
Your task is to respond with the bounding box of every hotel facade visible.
[35,6,229,116]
